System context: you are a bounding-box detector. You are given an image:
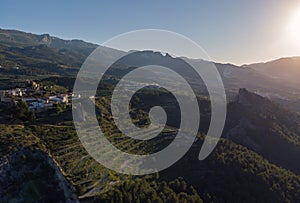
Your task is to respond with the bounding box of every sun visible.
[287,7,300,45]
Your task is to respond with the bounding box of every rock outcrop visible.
[0,148,78,202]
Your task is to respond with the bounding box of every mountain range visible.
[1,28,300,202]
[1,28,300,104]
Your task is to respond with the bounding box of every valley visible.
[1,28,300,202]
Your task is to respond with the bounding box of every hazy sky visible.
[1,0,300,65]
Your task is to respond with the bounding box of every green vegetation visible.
[0,125,66,202]
[96,177,203,203]
[226,89,300,174]
[2,84,300,202]
[2,28,300,202]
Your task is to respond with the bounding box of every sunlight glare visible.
[287,7,300,46]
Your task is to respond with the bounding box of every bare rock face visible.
[39,34,52,45]
[236,88,267,106]
[0,148,78,203]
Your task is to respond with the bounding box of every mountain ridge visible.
[1,28,300,111]
[0,28,97,49]
[3,28,300,67]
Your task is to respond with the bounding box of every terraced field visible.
[27,98,179,200]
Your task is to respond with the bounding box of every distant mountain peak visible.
[0,28,98,55]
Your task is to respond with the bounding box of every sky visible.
[1,0,300,65]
